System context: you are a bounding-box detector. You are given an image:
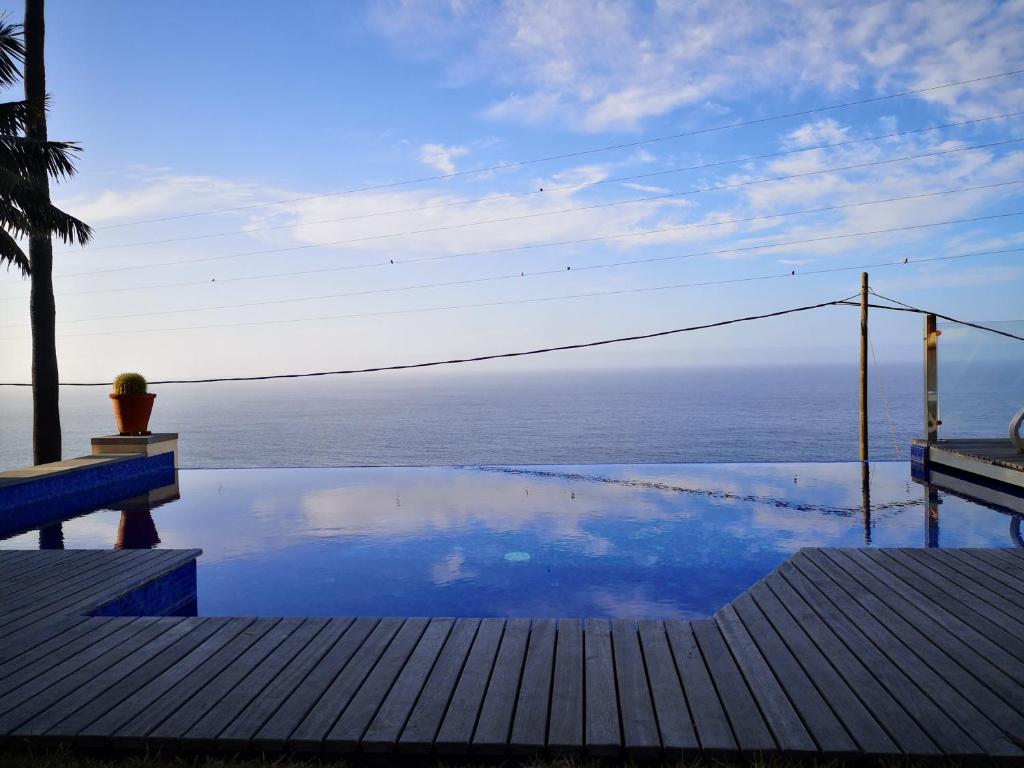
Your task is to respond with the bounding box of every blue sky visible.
[0,0,1022,380]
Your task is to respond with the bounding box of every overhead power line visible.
[1,291,1015,387]
[49,138,1024,279]
[0,296,860,386]
[2,209,1021,339]
[842,296,1024,342]
[13,246,1020,330]
[90,67,1024,230]
[14,181,1022,324]
[868,289,1024,341]
[61,110,1024,254]
[6,177,1018,301]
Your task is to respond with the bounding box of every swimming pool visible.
[1,462,1020,618]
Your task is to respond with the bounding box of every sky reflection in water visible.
[1,462,1020,618]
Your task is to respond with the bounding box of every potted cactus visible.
[110,372,156,435]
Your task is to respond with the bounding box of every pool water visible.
[1,462,1020,618]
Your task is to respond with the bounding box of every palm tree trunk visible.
[24,0,61,465]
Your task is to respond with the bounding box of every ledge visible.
[0,452,177,537]
[92,432,178,459]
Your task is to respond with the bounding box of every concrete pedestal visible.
[92,433,178,466]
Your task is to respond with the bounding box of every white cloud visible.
[369,0,1024,133]
[419,143,470,174]
[785,119,851,149]
[621,182,671,194]
[57,172,269,225]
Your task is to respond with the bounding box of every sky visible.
[0,0,1022,381]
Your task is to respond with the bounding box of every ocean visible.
[0,362,1019,470]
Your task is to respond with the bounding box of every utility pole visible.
[860,272,869,463]
[924,313,939,444]
[859,273,870,540]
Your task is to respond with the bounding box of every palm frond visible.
[1,175,56,223]
[0,134,82,180]
[0,198,32,236]
[0,17,24,90]
[0,99,38,134]
[0,196,91,245]
[39,203,92,245]
[0,226,29,275]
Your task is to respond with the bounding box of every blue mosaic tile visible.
[910,442,928,481]
[0,453,176,537]
[91,560,198,618]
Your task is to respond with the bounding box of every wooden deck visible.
[921,438,1024,489]
[1,547,1023,761]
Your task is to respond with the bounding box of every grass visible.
[0,745,986,768]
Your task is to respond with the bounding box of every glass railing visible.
[936,319,1024,438]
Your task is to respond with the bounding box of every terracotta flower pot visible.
[110,393,156,436]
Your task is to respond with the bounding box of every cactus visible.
[112,372,148,395]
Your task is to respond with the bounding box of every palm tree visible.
[1,2,91,464]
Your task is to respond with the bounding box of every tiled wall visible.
[0,452,176,537]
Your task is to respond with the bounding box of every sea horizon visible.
[2,360,1015,471]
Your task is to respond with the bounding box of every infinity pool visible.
[1,462,1020,618]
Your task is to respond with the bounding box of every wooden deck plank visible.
[397,618,479,753]
[0,618,174,736]
[932,438,1024,467]
[174,619,328,746]
[832,550,1024,696]
[583,618,620,756]
[715,604,817,755]
[871,549,1024,661]
[0,550,47,573]
[969,548,1024,581]
[0,550,193,637]
[637,620,698,758]
[138,618,294,744]
[0,549,161,611]
[983,548,1024,566]
[471,617,530,754]
[288,617,402,751]
[1,547,1023,761]
[0,618,150,712]
[106,618,285,746]
[663,620,735,754]
[216,617,354,749]
[729,593,856,757]
[509,618,556,755]
[0,619,135,700]
[746,581,898,757]
[792,552,1011,757]
[815,550,1024,736]
[0,551,122,598]
[433,617,503,754]
[362,618,454,753]
[768,566,941,757]
[0,550,135,588]
[691,619,775,754]
[15,618,206,738]
[0,550,161,629]
[546,619,583,755]
[0,615,90,671]
[71,618,250,743]
[922,549,1024,613]
[250,616,377,750]
[944,549,1024,598]
[900,549,1024,631]
[325,617,429,751]
[611,619,661,758]
[59,550,198,618]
